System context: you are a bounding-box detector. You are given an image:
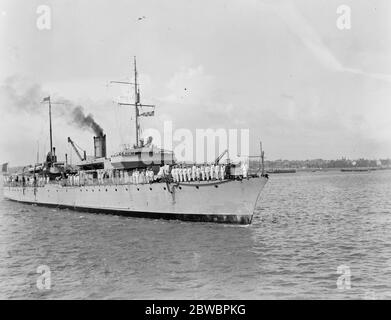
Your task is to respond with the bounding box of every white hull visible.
[3,177,268,224]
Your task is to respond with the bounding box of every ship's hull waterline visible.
[3,177,268,224]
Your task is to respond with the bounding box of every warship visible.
[2,58,268,224]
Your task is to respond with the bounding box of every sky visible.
[1,0,391,165]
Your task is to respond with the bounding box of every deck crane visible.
[214,149,229,165]
[67,137,87,161]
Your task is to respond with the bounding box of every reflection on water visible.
[1,171,391,299]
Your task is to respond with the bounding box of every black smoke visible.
[71,106,104,136]
[0,76,43,113]
[0,76,104,136]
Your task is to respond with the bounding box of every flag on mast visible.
[140,111,155,117]
[42,96,50,102]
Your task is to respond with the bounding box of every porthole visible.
[115,189,117,192]
[179,186,182,190]
[149,187,152,191]
[215,185,218,188]
[164,187,166,190]
[196,186,199,189]
[105,189,108,192]
[137,188,140,191]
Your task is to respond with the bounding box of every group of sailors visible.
[126,168,156,185]
[65,164,229,186]
[4,162,249,188]
[66,174,82,186]
[3,175,48,187]
[66,168,157,186]
[170,164,226,183]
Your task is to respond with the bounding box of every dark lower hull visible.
[5,198,252,225]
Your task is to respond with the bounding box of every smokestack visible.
[94,134,106,158]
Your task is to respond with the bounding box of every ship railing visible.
[3,178,155,188]
[58,177,158,187]
[3,181,47,188]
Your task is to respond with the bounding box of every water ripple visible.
[1,171,391,299]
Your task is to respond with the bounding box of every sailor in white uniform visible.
[157,166,164,179]
[175,167,180,182]
[215,165,220,180]
[178,167,183,182]
[183,167,188,182]
[192,165,196,181]
[220,165,226,180]
[205,165,210,181]
[176,167,180,182]
[242,162,248,179]
[201,166,205,181]
[182,167,187,182]
[196,166,201,181]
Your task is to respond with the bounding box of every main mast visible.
[48,97,53,160]
[112,57,156,149]
[134,56,140,147]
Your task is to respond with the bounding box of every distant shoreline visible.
[264,167,391,173]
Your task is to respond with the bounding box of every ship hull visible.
[3,177,268,224]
